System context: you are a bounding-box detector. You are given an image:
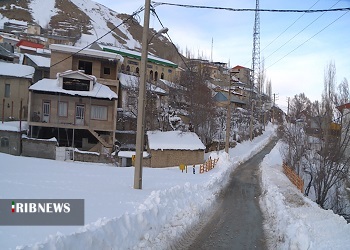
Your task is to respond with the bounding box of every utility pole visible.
[134,0,151,190]
[250,100,255,141]
[225,83,232,153]
[272,93,278,124]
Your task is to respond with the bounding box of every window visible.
[154,71,158,81]
[104,67,111,75]
[126,65,130,72]
[149,70,153,81]
[63,78,90,91]
[91,105,107,120]
[78,60,92,75]
[0,137,9,147]
[136,67,139,74]
[58,102,68,117]
[161,73,164,79]
[168,69,172,73]
[5,84,10,97]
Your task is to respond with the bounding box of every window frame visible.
[4,84,10,98]
[58,101,68,117]
[90,105,108,121]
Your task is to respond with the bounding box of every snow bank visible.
[18,125,276,249]
[260,141,350,250]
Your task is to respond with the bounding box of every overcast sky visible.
[94,0,350,111]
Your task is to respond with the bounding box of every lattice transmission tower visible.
[251,0,261,94]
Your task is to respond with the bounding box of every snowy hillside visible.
[0,0,140,49]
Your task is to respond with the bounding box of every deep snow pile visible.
[0,126,275,249]
[260,141,350,250]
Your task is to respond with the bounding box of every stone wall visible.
[73,150,115,164]
[148,149,204,168]
[22,137,57,160]
[0,130,21,156]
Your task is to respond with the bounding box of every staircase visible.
[88,128,113,149]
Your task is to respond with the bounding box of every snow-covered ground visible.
[1,124,349,249]
[260,141,350,249]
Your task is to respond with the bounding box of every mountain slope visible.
[0,0,182,62]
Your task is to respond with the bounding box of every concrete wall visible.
[22,137,57,160]
[0,130,21,155]
[148,149,204,168]
[73,151,114,164]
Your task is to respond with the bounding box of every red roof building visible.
[16,40,44,49]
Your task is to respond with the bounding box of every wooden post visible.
[19,99,22,132]
[11,101,13,118]
[2,99,4,123]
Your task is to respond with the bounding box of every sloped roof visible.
[24,53,50,68]
[16,40,44,49]
[0,45,17,59]
[95,44,178,68]
[49,44,124,62]
[29,79,117,100]
[213,92,246,105]
[336,103,350,112]
[0,62,34,79]
[147,131,205,150]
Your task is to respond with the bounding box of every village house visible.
[0,44,19,63]
[230,65,251,85]
[146,130,205,168]
[0,33,20,47]
[27,70,118,157]
[49,44,123,94]
[90,43,178,83]
[0,61,35,122]
[16,40,45,54]
[0,121,27,156]
[22,53,50,82]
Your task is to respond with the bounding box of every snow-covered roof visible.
[50,44,124,62]
[147,131,205,150]
[159,79,186,90]
[118,73,167,95]
[29,78,118,100]
[0,121,28,132]
[97,44,177,68]
[24,53,50,68]
[0,62,34,79]
[117,151,149,158]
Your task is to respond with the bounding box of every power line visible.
[261,0,321,53]
[151,8,191,72]
[266,10,349,69]
[152,2,350,13]
[264,0,341,61]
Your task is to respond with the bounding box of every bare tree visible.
[281,62,350,214]
[181,61,217,147]
[289,93,312,120]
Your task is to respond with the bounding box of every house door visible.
[42,101,50,123]
[75,104,85,125]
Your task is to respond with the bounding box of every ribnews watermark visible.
[0,199,84,226]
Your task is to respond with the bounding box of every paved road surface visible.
[185,138,278,250]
